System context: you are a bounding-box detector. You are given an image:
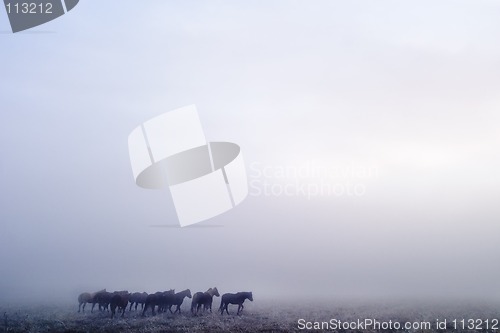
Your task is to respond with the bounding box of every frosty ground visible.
[1,299,499,332]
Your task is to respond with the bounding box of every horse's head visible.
[247,292,253,301]
[99,289,106,293]
[186,289,192,298]
[212,287,220,297]
[93,289,106,296]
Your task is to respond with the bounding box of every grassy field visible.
[1,299,499,332]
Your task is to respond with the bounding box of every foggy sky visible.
[1,0,500,305]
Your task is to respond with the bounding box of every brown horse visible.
[142,290,174,316]
[94,291,112,312]
[77,289,105,313]
[191,287,220,314]
[129,292,148,311]
[219,292,253,315]
[110,291,130,318]
[163,289,192,314]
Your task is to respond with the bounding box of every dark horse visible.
[142,290,174,316]
[191,287,220,314]
[93,290,113,312]
[129,292,148,311]
[163,289,192,314]
[92,290,126,312]
[110,291,130,318]
[78,289,105,313]
[219,292,253,315]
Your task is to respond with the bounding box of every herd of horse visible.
[78,288,253,318]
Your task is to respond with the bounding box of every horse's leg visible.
[121,306,126,318]
[175,305,181,314]
[91,302,95,313]
[141,304,147,317]
[225,304,230,315]
[222,303,227,315]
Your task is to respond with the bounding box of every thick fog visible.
[1,1,499,305]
